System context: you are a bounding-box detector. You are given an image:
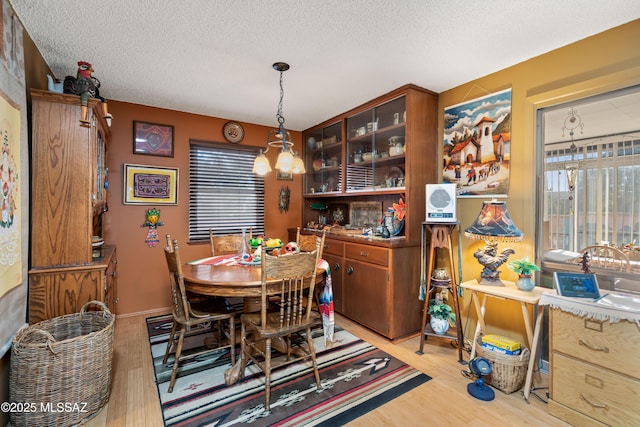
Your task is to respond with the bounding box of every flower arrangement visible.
[391,195,406,221]
[507,257,540,276]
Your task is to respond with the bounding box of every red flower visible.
[392,197,406,221]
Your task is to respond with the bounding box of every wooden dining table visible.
[182,258,325,311]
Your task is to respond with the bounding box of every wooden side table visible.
[460,279,551,402]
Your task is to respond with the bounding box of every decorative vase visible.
[430,317,450,335]
[516,274,535,291]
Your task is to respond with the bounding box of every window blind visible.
[189,140,265,242]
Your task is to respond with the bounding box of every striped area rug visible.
[147,314,430,426]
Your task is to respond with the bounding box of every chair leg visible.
[264,338,272,413]
[163,321,178,364]
[168,328,186,393]
[306,327,322,390]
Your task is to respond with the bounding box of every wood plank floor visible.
[86,312,570,427]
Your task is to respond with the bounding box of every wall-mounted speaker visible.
[426,183,457,222]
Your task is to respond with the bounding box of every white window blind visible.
[189,140,265,241]
[543,137,640,252]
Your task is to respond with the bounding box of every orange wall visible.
[104,101,302,316]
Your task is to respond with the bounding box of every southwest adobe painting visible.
[443,88,512,197]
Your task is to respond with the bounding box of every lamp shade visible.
[464,200,523,243]
[252,150,272,175]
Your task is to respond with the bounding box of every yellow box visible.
[481,334,521,352]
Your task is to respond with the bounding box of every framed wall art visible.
[123,163,178,205]
[442,87,512,198]
[133,121,175,157]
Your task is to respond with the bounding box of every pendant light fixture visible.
[252,62,305,176]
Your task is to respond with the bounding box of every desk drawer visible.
[322,239,344,257]
[551,309,640,378]
[551,352,640,426]
[345,243,388,267]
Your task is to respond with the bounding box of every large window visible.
[189,140,265,242]
[539,86,640,268]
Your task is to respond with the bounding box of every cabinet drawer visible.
[322,239,344,257]
[345,243,388,267]
[551,352,640,426]
[551,309,640,378]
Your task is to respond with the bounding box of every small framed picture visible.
[133,121,175,157]
[277,170,293,181]
[123,163,178,205]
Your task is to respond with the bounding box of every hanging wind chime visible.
[560,108,584,211]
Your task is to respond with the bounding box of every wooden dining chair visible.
[580,245,631,272]
[296,227,326,308]
[238,233,325,413]
[163,235,236,393]
[209,227,252,256]
[296,226,322,254]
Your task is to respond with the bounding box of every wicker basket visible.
[475,335,530,394]
[9,301,115,427]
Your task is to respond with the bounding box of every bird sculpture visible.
[473,242,515,284]
[63,61,112,124]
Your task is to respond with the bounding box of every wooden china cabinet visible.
[299,84,438,340]
[28,90,117,324]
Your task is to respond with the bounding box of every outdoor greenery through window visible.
[539,86,640,266]
[189,140,265,242]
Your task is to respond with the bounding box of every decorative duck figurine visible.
[46,74,64,93]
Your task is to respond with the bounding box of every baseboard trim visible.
[116,306,171,319]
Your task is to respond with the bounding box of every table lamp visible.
[464,200,523,286]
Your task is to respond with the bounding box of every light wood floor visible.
[86,312,570,427]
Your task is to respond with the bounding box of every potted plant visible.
[428,298,456,335]
[507,257,540,291]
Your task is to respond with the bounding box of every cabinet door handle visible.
[110,272,117,278]
[579,393,609,410]
[346,266,354,275]
[333,263,341,271]
[578,339,610,353]
[359,251,368,257]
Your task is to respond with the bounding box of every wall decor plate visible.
[222,121,244,143]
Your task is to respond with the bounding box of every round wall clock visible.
[222,121,244,143]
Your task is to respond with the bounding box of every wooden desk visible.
[460,279,552,402]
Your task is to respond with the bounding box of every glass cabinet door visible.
[304,121,342,194]
[346,96,406,192]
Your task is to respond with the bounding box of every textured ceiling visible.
[9,1,640,131]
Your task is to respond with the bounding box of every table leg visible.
[520,302,534,350]
[522,304,544,402]
[469,293,488,360]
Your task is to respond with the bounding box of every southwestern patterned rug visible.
[147,315,431,427]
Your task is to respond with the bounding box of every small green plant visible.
[507,257,540,276]
[428,299,456,323]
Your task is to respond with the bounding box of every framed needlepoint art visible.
[133,121,175,157]
[123,164,178,205]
